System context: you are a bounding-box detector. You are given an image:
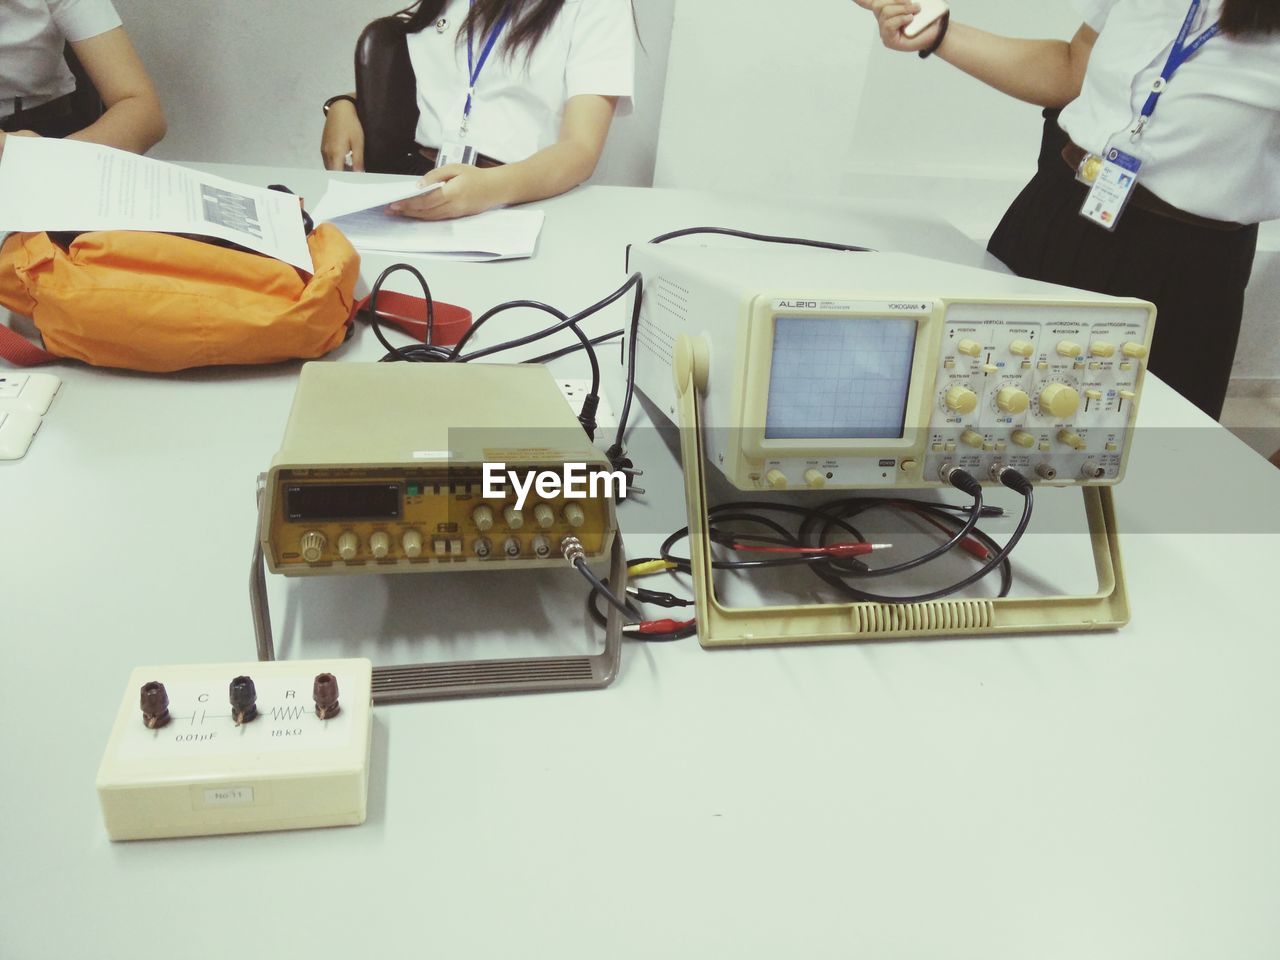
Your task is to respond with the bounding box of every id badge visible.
[1079,147,1143,231]
[437,141,478,167]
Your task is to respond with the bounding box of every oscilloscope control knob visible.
[1122,341,1148,359]
[765,469,788,490]
[961,430,985,449]
[1009,339,1035,358]
[1056,340,1083,359]
[1010,429,1037,449]
[369,532,390,559]
[1057,429,1087,451]
[402,530,423,559]
[337,531,359,561]
[1090,341,1116,358]
[957,338,982,358]
[944,386,978,415]
[503,506,524,530]
[563,503,586,528]
[1039,383,1081,420]
[996,386,1030,414]
[533,504,556,529]
[299,531,327,564]
[472,505,494,532]
[804,469,826,489]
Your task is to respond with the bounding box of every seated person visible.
[320,0,636,220]
[0,0,166,159]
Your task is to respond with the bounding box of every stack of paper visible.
[312,177,545,261]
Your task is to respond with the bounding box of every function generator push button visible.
[300,531,326,563]
[996,387,1030,414]
[369,532,390,559]
[945,386,978,415]
[1039,383,1081,419]
[957,338,982,358]
[402,530,424,559]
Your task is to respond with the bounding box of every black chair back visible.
[64,44,105,128]
[355,16,423,175]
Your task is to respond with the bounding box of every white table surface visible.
[4,174,1280,960]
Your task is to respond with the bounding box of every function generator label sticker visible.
[203,786,255,807]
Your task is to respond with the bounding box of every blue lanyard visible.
[461,1,511,135]
[1131,0,1219,137]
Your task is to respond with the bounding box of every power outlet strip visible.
[96,658,373,841]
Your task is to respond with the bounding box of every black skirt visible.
[987,109,1258,420]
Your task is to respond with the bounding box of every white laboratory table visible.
[4,173,1280,960]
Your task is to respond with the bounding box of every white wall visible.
[113,0,675,186]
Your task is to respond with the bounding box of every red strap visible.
[0,322,55,366]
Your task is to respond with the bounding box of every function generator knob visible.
[996,386,1030,414]
[1009,339,1035,358]
[337,531,359,561]
[562,503,586,528]
[471,504,494,532]
[1122,341,1149,359]
[369,532,390,559]
[1056,340,1083,359]
[533,503,556,529]
[944,386,979,415]
[765,469,788,490]
[804,469,827,489]
[957,338,982,358]
[1090,341,1116,358]
[503,506,524,530]
[402,529,423,559]
[299,530,327,563]
[1039,383,1080,420]
[1010,429,1037,448]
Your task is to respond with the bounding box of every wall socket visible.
[96,658,373,841]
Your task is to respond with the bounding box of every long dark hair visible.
[1221,0,1280,36]
[400,1,567,58]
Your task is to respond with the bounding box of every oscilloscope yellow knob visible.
[1090,341,1116,358]
[944,386,979,415]
[996,386,1030,414]
[804,469,827,489]
[337,531,359,561]
[957,338,982,358]
[563,503,586,528]
[472,504,495,532]
[402,530,423,559]
[1039,383,1080,420]
[1122,341,1148,359]
[1056,340,1083,359]
[765,469,788,490]
[369,532,390,559]
[299,531,326,564]
[533,503,556,529]
[1009,339,1035,358]
[1057,429,1087,451]
[1010,429,1037,449]
[960,430,985,449]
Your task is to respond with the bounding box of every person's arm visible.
[320,95,364,171]
[855,0,1098,108]
[62,26,165,152]
[389,93,618,221]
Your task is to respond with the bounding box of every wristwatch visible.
[323,94,357,116]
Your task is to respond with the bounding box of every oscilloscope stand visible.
[670,335,1131,647]
[249,477,626,703]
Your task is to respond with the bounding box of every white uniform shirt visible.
[405,0,635,163]
[1059,0,1280,223]
[0,0,121,118]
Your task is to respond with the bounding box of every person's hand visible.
[387,164,507,221]
[863,1,941,53]
[320,100,364,172]
[0,129,40,160]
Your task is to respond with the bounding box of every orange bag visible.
[0,224,359,372]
